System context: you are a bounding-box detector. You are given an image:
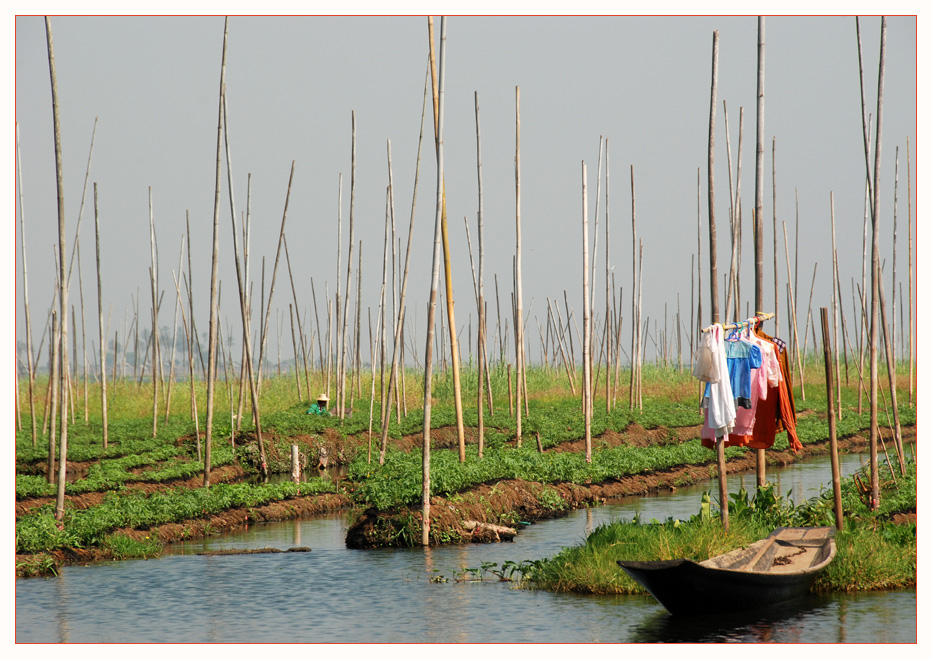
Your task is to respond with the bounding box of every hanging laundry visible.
[696,314,801,453]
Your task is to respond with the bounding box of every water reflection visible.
[15,452,914,643]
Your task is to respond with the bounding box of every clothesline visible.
[700,312,774,333]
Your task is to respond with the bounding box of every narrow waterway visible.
[15,451,916,643]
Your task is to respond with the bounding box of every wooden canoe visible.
[618,526,836,616]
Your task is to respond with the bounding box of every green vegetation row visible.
[15,479,336,555]
[16,443,237,498]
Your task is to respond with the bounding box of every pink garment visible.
[729,330,779,436]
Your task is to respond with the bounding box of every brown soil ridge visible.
[345,425,916,549]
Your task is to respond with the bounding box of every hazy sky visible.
[9,11,919,378]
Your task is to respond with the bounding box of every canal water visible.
[15,452,916,643]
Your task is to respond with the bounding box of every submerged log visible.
[196,547,311,556]
[462,520,517,542]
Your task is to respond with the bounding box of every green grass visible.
[521,458,916,595]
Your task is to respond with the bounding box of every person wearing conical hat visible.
[306,393,331,416]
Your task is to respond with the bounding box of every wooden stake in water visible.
[820,308,844,531]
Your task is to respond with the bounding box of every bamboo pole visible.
[877,272,906,475]
[340,118,357,421]
[147,191,159,438]
[907,138,913,405]
[76,239,89,424]
[782,223,804,401]
[821,307,845,530]
[46,17,71,522]
[171,269,198,454]
[420,15,448,545]
[514,85,525,449]
[221,88,268,477]
[475,90,487,457]
[772,137,779,341]
[706,28,729,528]
[93,183,108,447]
[723,101,738,321]
[16,122,38,447]
[204,17,229,487]
[581,162,592,463]
[282,236,311,401]
[753,18,767,489]
[256,162,295,395]
[858,16,886,509]
[378,187,391,431]
[48,310,59,484]
[379,63,427,463]
[428,18,466,460]
[892,148,898,362]
[164,236,185,423]
[830,192,842,420]
[630,164,639,410]
[289,304,301,400]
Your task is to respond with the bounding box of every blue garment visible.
[725,340,761,408]
[703,339,761,410]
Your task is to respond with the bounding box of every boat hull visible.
[618,527,836,616]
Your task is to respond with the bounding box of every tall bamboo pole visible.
[164,236,185,423]
[861,16,886,509]
[16,122,38,447]
[147,190,159,438]
[221,87,267,476]
[378,187,391,431]
[604,139,612,411]
[581,162,592,463]
[630,164,639,410]
[204,17,230,487]
[754,17,767,489]
[782,223,804,401]
[340,118,357,421]
[475,90,487,457]
[93,183,108,447]
[707,29,727,528]
[772,137,779,340]
[708,30,721,325]
[257,163,296,395]
[46,17,71,522]
[380,63,428,463]
[892,148,898,360]
[906,138,913,405]
[514,85,525,448]
[723,101,737,321]
[428,17,466,460]
[283,236,311,401]
[421,15,448,546]
[830,192,842,420]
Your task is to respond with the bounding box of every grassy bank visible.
[521,458,917,594]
